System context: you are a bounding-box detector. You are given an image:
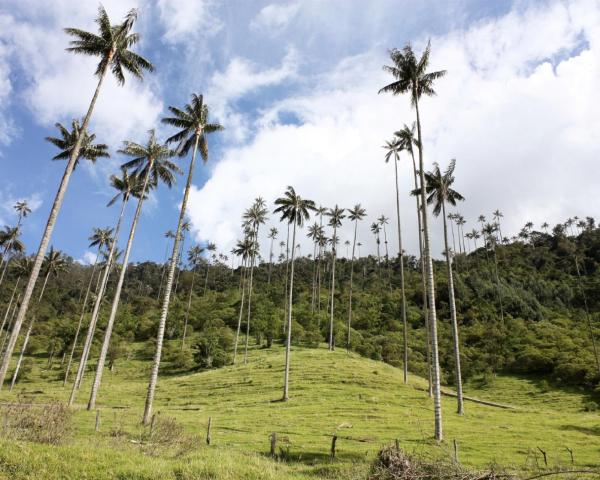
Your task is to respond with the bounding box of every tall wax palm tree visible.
[45,119,110,170]
[307,223,323,313]
[274,186,315,400]
[0,201,31,286]
[0,227,24,277]
[326,206,345,351]
[11,247,68,390]
[203,242,217,295]
[493,210,504,241]
[70,168,143,400]
[267,227,278,284]
[483,222,505,326]
[379,41,447,440]
[346,204,366,353]
[469,229,480,249]
[181,245,203,349]
[0,7,153,389]
[383,136,409,382]
[371,222,382,282]
[314,206,328,312]
[143,94,223,424]
[421,159,465,414]
[86,131,180,410]
[62,227,112,386]
[242,199,268,364]
[0,258,31,356]
[157,230,176,299]
[233,236,255,363]
[378,215,391,283]
[173,221,191,295]
[396,122,432,395]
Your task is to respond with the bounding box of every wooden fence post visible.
[206,417,212,445]
[94,410,100,433]
[453,439,459,463]
[565,447,574,465]
[395,438,400,450]
[537,447,547,467]
[330,435,337,459]
[270,432,277,458]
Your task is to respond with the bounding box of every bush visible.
[0,401,72,445]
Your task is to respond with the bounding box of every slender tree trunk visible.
[0,294,20,361]
[282,223,290,334]
[181,268,196,350]
[0,61,110,390]
[411,151,432,397]
[442,202,464,414]
[0,277,21,342]
[203,263,210,296]
[63,253,100,386]
[415,95,443,441]
[10,270,50,390]
[492,246,505,327]
[87,165,153,410]
[283,220,297,401]
[244,226,260,364]
[328,226,338,351]
[311,240,318,313]
[233,257,248,364]
[346,221,358,353]
[68,194,128,405]
[143,134,200,425]
[394,159,409,384]
[268,237,274,284]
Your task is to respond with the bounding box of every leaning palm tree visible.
[181,245,204,348]
[11,247,68,390]
[383,137,409,382]
[326,206,345,351]
[0,6,153,389]
[420,159,465,414]
[143,93,223,424]
[0,201,32,286]
[346,204,366,353]
[69,167,144,401]
[86,131,180,410]
[274,186,315,401]
[379,41,446,441]
[62,226,112,386]
[242,198,268,364]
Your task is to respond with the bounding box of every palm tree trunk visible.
[0,277,21,343]
[0,61,110,390]
[203,262,210,296]
[268,237,274,284]
[233,257,248,364]
[442,202,464,415]
[10,270,50,390]
[0,217,23,287]
[244,227,260,364]
[283,219,297,401]
[143,133,199,425]
[394,159,409,384]
[0,294,20,362]
[63,252,100,386]
[68,194,128,405]
[346,220,358,353]
[87,166,153,410]
[181,268,196,350]
[282,223,290,334]
[415,95,443,442]
[328,226,337,351]
[311,240,318,313]
[411,151,432,397]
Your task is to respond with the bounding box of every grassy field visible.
[0,343,599,479]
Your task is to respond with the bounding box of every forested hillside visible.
[2,218,599,402]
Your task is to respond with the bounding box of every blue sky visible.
[1,0,599,264]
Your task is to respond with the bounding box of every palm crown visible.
[274,186,316,227]
[107,167,145,207]
[65,6,153,85]
[420,160,465,217]
[45,120,110,169]
[43,246,68,277]
[119,130,181,189]
[327,206,345,228]
[162,94,224,159]
[348,204,367,222]
[14,201,32,221]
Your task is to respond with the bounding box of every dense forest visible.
[2,215,599,401]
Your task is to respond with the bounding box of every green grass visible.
[1,343,599,479]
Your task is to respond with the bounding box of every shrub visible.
[0,401,72,444]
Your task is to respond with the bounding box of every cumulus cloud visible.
[187,0,600,261]
[76,250,98,266]
[250,3,300,32]
[157,0,222,43]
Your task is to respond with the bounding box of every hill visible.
[0,344,598,479]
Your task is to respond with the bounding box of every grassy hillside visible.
[1,344,598,479]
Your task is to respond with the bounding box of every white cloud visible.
[206,48,299,142]
[0,0,162,171]
[250,3,300,32]
[157,0,222,43]
[76,250,97,266]
[187,0,600,260]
